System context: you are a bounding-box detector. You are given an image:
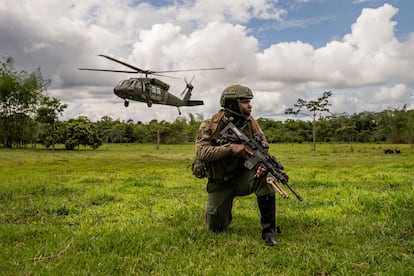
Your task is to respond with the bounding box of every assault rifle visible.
[218,122,303,201]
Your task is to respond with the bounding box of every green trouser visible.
[206,169,275,232]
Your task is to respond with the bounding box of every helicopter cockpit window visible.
[131,80,141,88]
[151,86,162,100]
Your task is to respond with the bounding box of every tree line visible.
[259,108,413,145]
[1,56,413,150]
[2,108,413,150]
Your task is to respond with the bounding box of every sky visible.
[1,0,413,123]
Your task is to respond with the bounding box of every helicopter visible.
[79,55,224,114]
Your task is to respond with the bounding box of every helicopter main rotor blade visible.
[78,67,179,78]
[98,54,152,75]
[151,73,180,79]
[153,67,225,74]
[83,54,224,76]
[78,68,139,74]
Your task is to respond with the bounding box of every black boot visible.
[257,195,277,246]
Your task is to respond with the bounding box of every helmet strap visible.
[224,107,249,121]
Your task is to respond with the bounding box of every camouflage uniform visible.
[195,85,277,246]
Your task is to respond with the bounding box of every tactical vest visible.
[192,110,263,180]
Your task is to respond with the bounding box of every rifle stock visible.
[219,122,303,201]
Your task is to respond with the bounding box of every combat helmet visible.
[220,84,253,107]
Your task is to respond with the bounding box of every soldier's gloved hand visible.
[230,144,253,158]
[255,165,267,178]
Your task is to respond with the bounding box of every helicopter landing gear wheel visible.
[147,101,152,107]
[124,100,129,107]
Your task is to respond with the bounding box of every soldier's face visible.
[239,99,252,116]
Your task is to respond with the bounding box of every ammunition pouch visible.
[192,157,240,181]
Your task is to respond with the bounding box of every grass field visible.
[0,143,413,275]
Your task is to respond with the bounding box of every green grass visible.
[0,143,413,275]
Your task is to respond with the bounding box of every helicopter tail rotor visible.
[181,76,195,96]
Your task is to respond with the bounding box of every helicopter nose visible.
[113,86,122,97]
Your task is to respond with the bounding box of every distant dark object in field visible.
[384,148,401,154]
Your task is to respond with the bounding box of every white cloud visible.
[0,1,413,122]
[177,0,286,23]
[373,83,409,104]
[256,3,414,93]
[257,41,315,84]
